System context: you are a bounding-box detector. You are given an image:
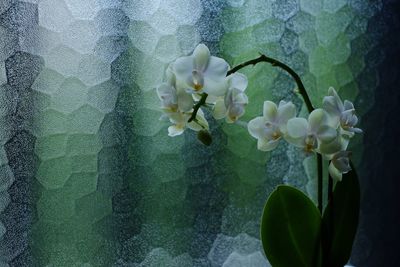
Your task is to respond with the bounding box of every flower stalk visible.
[187,53,323,212]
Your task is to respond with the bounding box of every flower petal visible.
[323,87,344,119]
[287,117,308,139]
[168,125,184,137]
[248,116,267,139]
[318,135,347,155]
[308,109,328,133]
[193,44,210,72]
[157,83,177,108]
[203,78,227,96]
[277,101,296,132]
[284,134,306,148]
[263,101,278,121]
[204,56,229,81]
[332,151,352,173]
[173,56,193,80]
[227,104,245,123]
[227,72,248,92]
[328,162,343,182]
[213,99,227,120]
[329,87,344,110]
[343,100,355,111]
[257,138,280,151]
[317,125,337,143]
[176,88,194,112]
[188,108,209,131]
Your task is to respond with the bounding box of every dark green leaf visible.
[322,166,360,267]
[261,185,322,267]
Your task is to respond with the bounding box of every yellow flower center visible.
[165,105,178,112]
[193,83,203,91]
[272,132,281,140]
[305,143,313,152]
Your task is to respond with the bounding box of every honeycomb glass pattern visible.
[0,0,398,266]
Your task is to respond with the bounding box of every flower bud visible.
[197,130,212,146]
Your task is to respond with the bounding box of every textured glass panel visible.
[0,0,398,266]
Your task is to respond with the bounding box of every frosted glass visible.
[0,0,392,266]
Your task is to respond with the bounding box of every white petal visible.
[157,83,175,100]
[193,44,210,72]
[329,162,343,182]
[188,109,209,131]
[317,125,337,143]
[204,56,229,81]
[308,109,327,133]
[257,138,280,151]
[284,135,306,148]
[203,79,227,96]
[329,87,344,111]
[318,136,346,155]
[173,56,194,79]
[227,104,245,123]
[350,127,363,134]
[213,99,227,120]
[287,118,308,139]
[227,72,248,92]
[248,117,267,139]
[234,91,248,105]
[332,151,352,173]
[167,112,185,125]
[157,83,177,108]
[277,101,296,131]
[177,88,194,112]
[343,100,355,111]
[168,125,184,137]
[263,101,278,121]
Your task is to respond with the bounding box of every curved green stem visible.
[228,54,315,112]
[188,54,323,212]
[188,93,208,123]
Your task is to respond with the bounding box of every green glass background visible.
[0,0,398,266]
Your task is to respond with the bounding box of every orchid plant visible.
[156,44,362,267]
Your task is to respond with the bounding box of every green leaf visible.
[322,166,360,267]
[261,185,322,267]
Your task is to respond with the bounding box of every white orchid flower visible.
[157,65,193,113]
[164,108,209,137]
[286,109,338,154]
[172,44,230,96]
[247,100,296,151]
[213,73,248,123]
[157,65,208,137]
[323,87,362,137]
[328,151,352,181]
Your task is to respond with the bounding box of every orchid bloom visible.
[286,109,338,154]
[172,44,230,96]
[163,108,209,137]
[323,87,362,137]
[157,66,208,137]
[247,100,296,151]
[328,151,352,181]
[213,73,248,123]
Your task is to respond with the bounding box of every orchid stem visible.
[188,54,323,212]
[188,93,208,123]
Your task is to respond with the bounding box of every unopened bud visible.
[197,130,212,146]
